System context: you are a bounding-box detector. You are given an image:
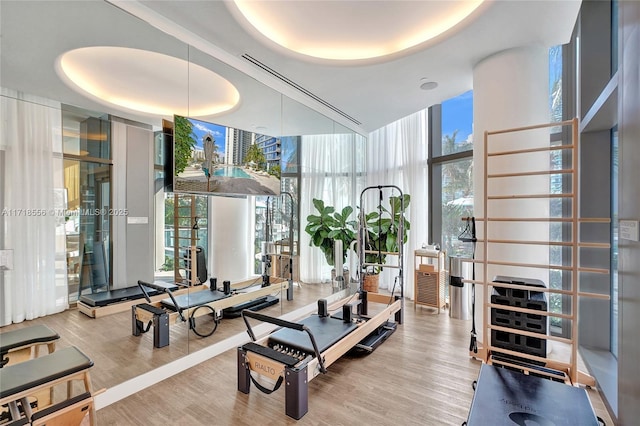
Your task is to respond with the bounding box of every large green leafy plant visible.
[362,194,411,273]
[305,199,357,267]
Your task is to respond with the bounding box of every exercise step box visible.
[491,329,546,359]
[491,293,548,312]
[492,275,547,300]
[490,308,547,334]
[491,275,548,314]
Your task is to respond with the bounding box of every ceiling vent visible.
[241,53,362,126]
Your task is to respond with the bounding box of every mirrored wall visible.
[1,0,363,392]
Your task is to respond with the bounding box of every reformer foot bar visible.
[0,346,95,426]
[237,291,402,420]
[132,276,290,348]
[0,325,60,368]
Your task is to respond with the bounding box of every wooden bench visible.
[0,325,60,367]
[0,346,95,426]
[30,391,93,426]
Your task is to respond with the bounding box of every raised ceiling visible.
[229,0,485,61]
[1,1,581,135]
[58,46,240,117]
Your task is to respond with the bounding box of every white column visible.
[472,45,550,344]
[208,196,250,282]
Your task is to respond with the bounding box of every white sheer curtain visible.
[366,110,429,299]
[300,132,363,283]
[1,90,68,325]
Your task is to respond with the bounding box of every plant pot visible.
[363,273,379,293]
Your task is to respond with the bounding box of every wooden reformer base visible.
[0,346,96,426]
[237,290,402,419]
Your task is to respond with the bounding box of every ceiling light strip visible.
[241,54,362,126]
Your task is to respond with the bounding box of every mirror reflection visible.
[0,0,360,395]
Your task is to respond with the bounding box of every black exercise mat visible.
[79,282,179,307]
[466,364,599,426]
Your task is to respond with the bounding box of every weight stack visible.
[490,276,548,361]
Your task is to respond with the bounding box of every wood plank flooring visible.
[0,282,335,391]
[0,282,614,425]
[94,291,614,426]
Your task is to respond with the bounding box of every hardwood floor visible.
[92,291,614,426]
[0,282,335,391]
[0,282,614,425]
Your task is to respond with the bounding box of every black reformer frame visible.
[237,291,402,420]
[132,277,290,348]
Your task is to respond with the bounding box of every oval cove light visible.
[232,0,484,61]
[57,47,240,117]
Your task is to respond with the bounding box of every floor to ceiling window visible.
[300,132,365,284]
[151,125,210,282]
[548,44,569,336]
[158,194,209,282]
[62,106,112,302]
[429,91,474,258]
[253,136,299,276]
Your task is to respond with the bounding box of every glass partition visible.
[1,0,360,394]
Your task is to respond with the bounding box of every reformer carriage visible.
[132,277,290,348]
[238,185,408,419]
[238,291,402,419]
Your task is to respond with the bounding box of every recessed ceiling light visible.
[231,0,484,61]
[56,46,240,117]
[420,81,438,91]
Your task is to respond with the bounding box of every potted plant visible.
[361,194,411,292]
[305,199,357,276]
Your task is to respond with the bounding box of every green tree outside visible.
[269,164,281,179]
[441,131,474,256]
[245,144,266,170]
[174,116,196,175]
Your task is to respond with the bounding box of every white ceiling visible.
[1,1,581,135]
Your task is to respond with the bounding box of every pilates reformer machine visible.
[237,290,402,420]
[0,325,97,426]
[132,275,291,348]
[78,280,184,318]
[238,183,408,419]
